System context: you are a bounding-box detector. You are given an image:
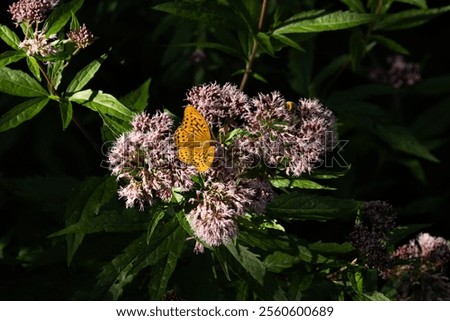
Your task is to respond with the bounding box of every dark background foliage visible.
[0,0,449,300]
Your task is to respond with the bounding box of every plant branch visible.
[239,0,268,91]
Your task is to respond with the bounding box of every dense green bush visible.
[1,0,449,300]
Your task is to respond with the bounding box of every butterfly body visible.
[174,105,214,173]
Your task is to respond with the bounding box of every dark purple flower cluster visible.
[349,201,396,272]
[368,55,421,88]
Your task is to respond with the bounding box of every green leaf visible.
[411,97,450,139]
[69,12,81,30]
[0,97,49,133]
[371,35,409,55]
[270,177,335,190]
[49,209,148,236]
[119,78,151,113]
[44,0,84,36]
[340,0,366,13]
[372,124,439,162]
[228,0,257,34]
[62,176,117,265]
[0,25,20,50]
[274,11,374,34]
[226,243,266,285]
[412,75,450,96]
[48,60,65,90]
[374,5,450,31]
[59,99,73,130]
[0,51,26,68]
[148,227,185,300]
[307,167,351,179]
[264,251,300,273]
[147,209,166,244]
[270,34,305,52]
[66,53,108,94]
[69,89,134,121]
[99,113,132,140]
[153,1,239,28]
[309,241,354,254]
[256,32,275,57]
[348,270,364,296]
[94,219,184,299]
[267,192,361,221]
[26,57,41,81]
[174,41,242,59]
[362,291,391,301]
[349,30,367,71]
[0,67,48,97]
[390,224,432,244]
[395,0,428,9]
[310,55,349,95]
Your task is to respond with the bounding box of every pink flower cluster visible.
[108,83,337,250]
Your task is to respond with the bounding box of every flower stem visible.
[239,0,268,91]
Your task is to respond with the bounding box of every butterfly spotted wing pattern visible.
[174,105,214,172]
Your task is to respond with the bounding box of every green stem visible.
[239,0,268,91]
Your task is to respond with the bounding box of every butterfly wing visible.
[174,105,214,172]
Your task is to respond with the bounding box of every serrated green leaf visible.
[371,35,409,55]
[0,97,49,132]
[226,243,266,285]
[0,51,26,68]
[372,124,439,162]
[44,0,84,36]
[49,209,148,237]
[148,227,185,300]
[238,222,290,251]
[99,113,131,141]
[48,60,64,90]
[69,89,134,121]
[270,177,336,190]
[0,67,48,97]
[119,78,151,113]
[270,33,305,51]
[267,192,361,221]
[94,219,183,299]
[26,56,41,81]
[257,32,275,56]
[147,209,166,244]
[66,53,108,94]
[62,176,117,265]
[264,251,300,273]
[274,11,374,34]
[0,25,20,50]
[374,5,450,31]
[59,99,73,130]
[349,270,364,296]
